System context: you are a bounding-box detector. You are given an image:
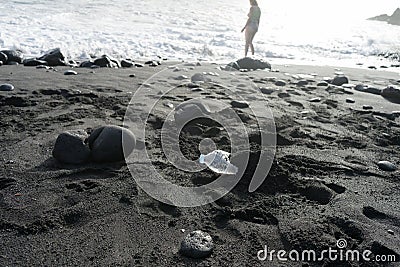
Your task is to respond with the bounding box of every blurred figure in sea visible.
[241,0,261,57]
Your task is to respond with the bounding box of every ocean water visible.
[1,0,400,67]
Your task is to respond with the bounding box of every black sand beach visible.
[0,61,400,266]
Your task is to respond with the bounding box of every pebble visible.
[331,75,349,86]
[231,100,249,108]
[64,70,78,76]
[0,83,14,91]
[309,97,321,103]
[377,161,397,172]
[180,230,214,259]
[346,98,355,103]
[135,63,144,68]
[52,130,91,164]
[88,125,136,163]
[260,87,274,94]
[129,74,136,78]
[363,105,373,110]
[317,81,329,87]
[275,80,286,86]
[387,229,395,235]
[297,80,309,86]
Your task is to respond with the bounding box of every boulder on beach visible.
[226,57,271,71]
[1,50,23,64]
[381,86,400,103]
[52,130,91,164]
[88,125,136,162]
[38,48,66,66]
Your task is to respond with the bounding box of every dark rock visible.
[38,48,66,66]
[79,61,94,68]
[94,55,112,67]
[23,59,48,67]
[52,130,91,164]
[64,70,78,76]
[227,57,271,70]
[317,81,329,87]
[260,87,274,94]
[135,63,144,67]
[363,105,373,110]
[381,86,400,103]
[180,230,214,258]
[346,98,355,103]
[121,59,134,68]
[7,61,19,65]
[297,80,309,86]
[377,161,397,172]
[275,80,286,86]
[1,50,23,64]
[368,66,377,69]
[0,83,14,91]
[331,75,349,86]
[355,84,382,95]
[231,100,249,108]
[88,125,136,162]
[129,74,136,78]
[0,52,7,64]
[278,92,290,98]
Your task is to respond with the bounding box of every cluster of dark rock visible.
[0,48,163,68]
[52,125,136,164]
[368,8,400,26]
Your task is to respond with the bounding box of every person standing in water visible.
[241,0,261,57]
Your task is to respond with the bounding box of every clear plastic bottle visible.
[199,150,238,175]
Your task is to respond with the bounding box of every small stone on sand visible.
[231,100,249,108]
[346,98,355,103]
[275,80,286,86]
[0,83,14,91]
[377,161,397,172]
[64,70,77,76]
[180,230,214,258]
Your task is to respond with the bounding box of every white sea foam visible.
[1,0,400,67]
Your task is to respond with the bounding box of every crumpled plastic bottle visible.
[199,150,238,175]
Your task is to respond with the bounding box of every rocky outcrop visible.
[368,8,400,26]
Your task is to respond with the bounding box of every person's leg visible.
[245,26,257,57]
[245,28,251,57]
[249,30,257,55]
